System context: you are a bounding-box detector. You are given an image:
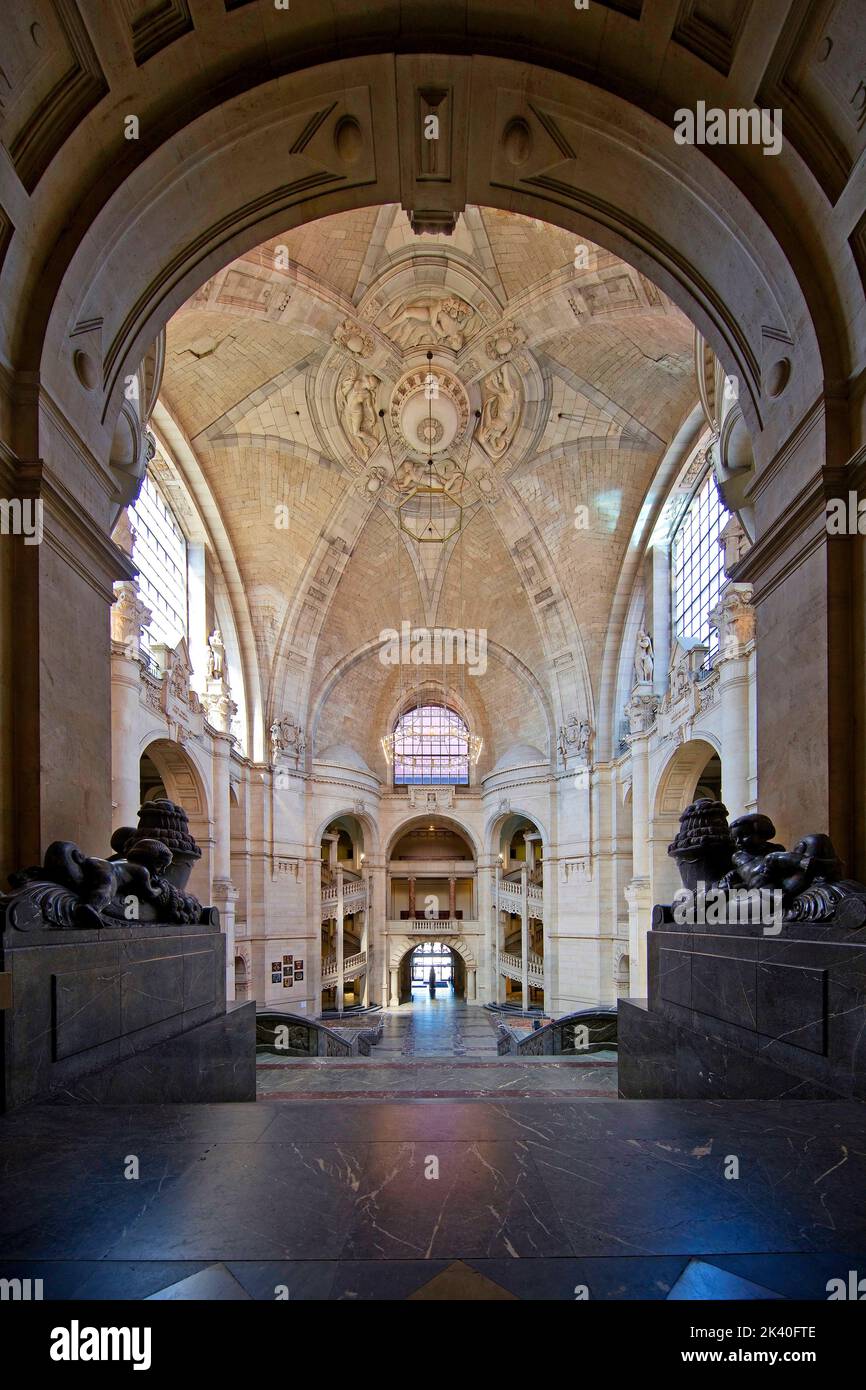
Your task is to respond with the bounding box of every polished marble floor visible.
[255,1056,619,1099]
[2,1096,865,1299]
[256,994,618,1098]
[379,991,501,1056]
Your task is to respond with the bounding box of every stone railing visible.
[497,883,544,921]
[321,949,367,983]
[498,950,544,983]
[321,884,368,921]
[498,1008,617,1057]
[389,918,468,932]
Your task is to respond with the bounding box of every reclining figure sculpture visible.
[1,799,214,931]
[667,799,866,927]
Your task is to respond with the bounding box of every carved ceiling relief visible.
[474,363,521,461]
[321,268,533,543]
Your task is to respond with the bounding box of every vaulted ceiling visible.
[157,203,699,769]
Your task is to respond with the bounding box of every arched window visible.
[392,704,471,786]
[129,471,188,650]
[671,469,730,659]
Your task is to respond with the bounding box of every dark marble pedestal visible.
[1,920,255,1109]
[618,915,866,1100]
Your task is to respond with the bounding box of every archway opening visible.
[389,816,477,923]
[407,942,462,1000]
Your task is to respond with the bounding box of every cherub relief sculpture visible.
[475,363,520,460]
[338,365,381,459]
[387,294,473,350]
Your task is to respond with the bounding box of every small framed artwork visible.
[271,972,281,984]
[283,954,293,965]
[271,961,281,972]
[295,959,304,971]
[294,970,304,983]
[283,975,293,988]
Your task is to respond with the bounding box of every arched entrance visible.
[1,18,862,889]
[388,934,478,1007]
[138,736,212,899]
[404,941,463,1000]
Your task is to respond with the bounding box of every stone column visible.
[7,462,137,875]
[211,729,237,1000]
[492,864,501,1003]
[335,865,344,1013]
[389,967,399,1008]
[110,650,143,828]
[109,572,151,830]
[408,875,416,920]
[710,583,755,821]
[360,869,370,1006]
[520,862,529,1009]
[624,690,656,997]
[448,875,456,918]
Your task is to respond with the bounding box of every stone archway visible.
[388,933,478,1006]
[1,24,862,878]
[651,735,723,920]
[139,736,212,900]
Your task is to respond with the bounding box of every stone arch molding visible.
[485,807,549,856]
[389,935,478,972]
[653,736,721,824]
[139,735,209,821]
[385,812,481,863]
[308,633,558,774]
[314,806,381,860]
[28,53,826,501]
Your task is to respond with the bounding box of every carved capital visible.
[710,582,755,660]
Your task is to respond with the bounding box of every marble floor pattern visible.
[256,995,618,1098]
[2,1097,866,1300]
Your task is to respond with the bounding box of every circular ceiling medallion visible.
[389,364,470,456]
[417,417,444,447]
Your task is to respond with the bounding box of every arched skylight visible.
[392,704,471,786]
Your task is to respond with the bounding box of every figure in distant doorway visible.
[429,965,437,997]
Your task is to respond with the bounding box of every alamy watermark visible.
[826,492,866,535]
[0,498,43,545]
[673,881,784,934]
[674,101,783,157]
[379,621,487,676]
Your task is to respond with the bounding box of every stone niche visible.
[0,801,255,1110]
[619,801,866,1101]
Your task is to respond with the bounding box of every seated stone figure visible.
[720,813,786,892]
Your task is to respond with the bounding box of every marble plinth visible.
[0,919,247,1109]
[618,914,866,1100]
[56,1001,257,1104]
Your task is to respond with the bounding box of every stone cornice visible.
[744,392,828,509]
[733,462,848,605]
[15,457,136,594]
